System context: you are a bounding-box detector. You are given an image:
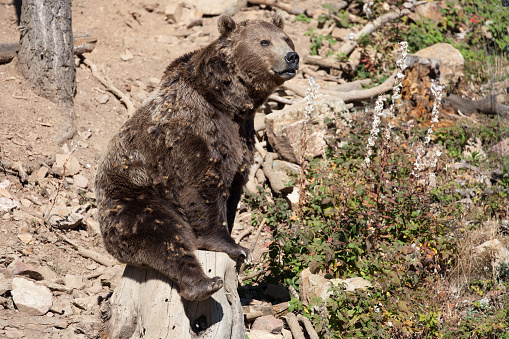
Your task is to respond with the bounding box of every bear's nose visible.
[285,52,299,69]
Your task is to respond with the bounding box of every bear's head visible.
[218,12,299,87]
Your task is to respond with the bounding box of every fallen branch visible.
[247,0,304,15]
[268,94,295,105]
[240,266,267,282]
[301,66,345,83]
[297,314,320,339]
[443,94,509,116]
[284,71,397,102]
[82,57,136,116]
[338,6,416,57]
[58,233,113,267]
[240,218,267,272]
[234,226,253,243]
[285,313,306,339]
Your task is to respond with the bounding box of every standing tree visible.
[17,0,76,144]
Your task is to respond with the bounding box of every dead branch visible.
[304,55,339,69]
[240,267,267,282]
[58,233,113,267]
[83,57,136,116]
[301,66,345,83]
[324,78,371,92]
[240,218,267,272]
[284,71,397,102]
[285,313,306,339]
[269,94,295,105]
[297,314,320,339]
[234,226,253,243]
[443,94,509,116]
[338,7,414,57]
[247,0,304,15]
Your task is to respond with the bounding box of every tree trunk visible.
[17,0,76,144]
[104,250,246,339]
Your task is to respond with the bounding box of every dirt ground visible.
[0,0,322,337]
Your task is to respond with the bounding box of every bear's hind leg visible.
[100,200,223,301]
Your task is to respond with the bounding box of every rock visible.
[492,138,509,156]
[192,0,246,15]
[120,49,134,61]
[247,330,282,339]
[72,295,99,311]
[165,2,184,23]
[73,174,88,189]
[39,265,58,281]
[84,218,101,236]
[96,94,109,104]
[408,0,447,24]
[19,198,32,209]
[64,274,86,290]
[265,284,291,302]
[252,315,284,334]
[0,272,12,295]
[11,277,53,315]
[331,27,351,41]
[281,329,292,339]
[266,94,347,164]
[36,166,49,180]
[50,296,73,315]
[147,77,160,92]
[0,197,19,212]
[7,260,44,280]
[17,233,33,244]
[286,187,300,211]
[54,154,81,176]
[415,43,464,86]
[299,268,372,306]
[473,239,509,272]
[48,211,83,229]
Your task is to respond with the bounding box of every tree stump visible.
[105,250,245,339]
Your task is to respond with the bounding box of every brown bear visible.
[95,12,299,301]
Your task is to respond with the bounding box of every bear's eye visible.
[260,40,270,46]
[284,37,290,44]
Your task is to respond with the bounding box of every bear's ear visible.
[272,11,285,30]
[218,15,236,36]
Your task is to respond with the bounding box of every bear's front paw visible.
[179,276,224,301]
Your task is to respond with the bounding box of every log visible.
[105,250,245,339]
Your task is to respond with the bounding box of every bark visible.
[18,0,76,144]
[105,250,245,339]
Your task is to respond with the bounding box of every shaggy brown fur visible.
[95,12,299,301]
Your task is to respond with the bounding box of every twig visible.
[297,314,320,339]
[247,0,304,15]
[268,94,295,105]
[235,227,253,243]
[82,57,136,116]
[285,313,306,339]
[58,233,113,267]
[240,218,267,272]
[240,267,267,282]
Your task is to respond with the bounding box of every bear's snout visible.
[285,52,299,70]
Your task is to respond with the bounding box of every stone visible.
[73,174,88,188]
[331,27,351,41]
[39,265,58,281]
[72,295,99,311]
[473,239,509,272]
[165,2,184,23]
[84,218,101,236]
[96,94,109,104]
[0,197,18,212]
[7,260,43,280]
[36,166,49,180]
[64,274,86,290]
[0,272,12,295]
[415,43,464,86]
[492,138,509,156]
[247,330,282,339]
[17,233,33,244]
[54,154,81,177]
[286,187,300,211]
[266,94,347,164]
[147,77,160,92]
[265,284,291,302]
[299,268,372,306]
[11,277,53,315]
[48,211,83,229]
[19,198,32,209]
[408,1,447,24]
[120,49,134,61]
[50,296,73,315]
[252,315,284,334]
[192,0,246,15]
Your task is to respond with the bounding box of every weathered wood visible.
[443,94,509,116]
[105,250,245,339]
[247,0,304,15]
[18,0,76,144]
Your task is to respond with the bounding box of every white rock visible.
[73,174,89,188]
[11,277,53,315]
[64,274,85,290]
[54,154,81,176]
[96,94,109,104]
